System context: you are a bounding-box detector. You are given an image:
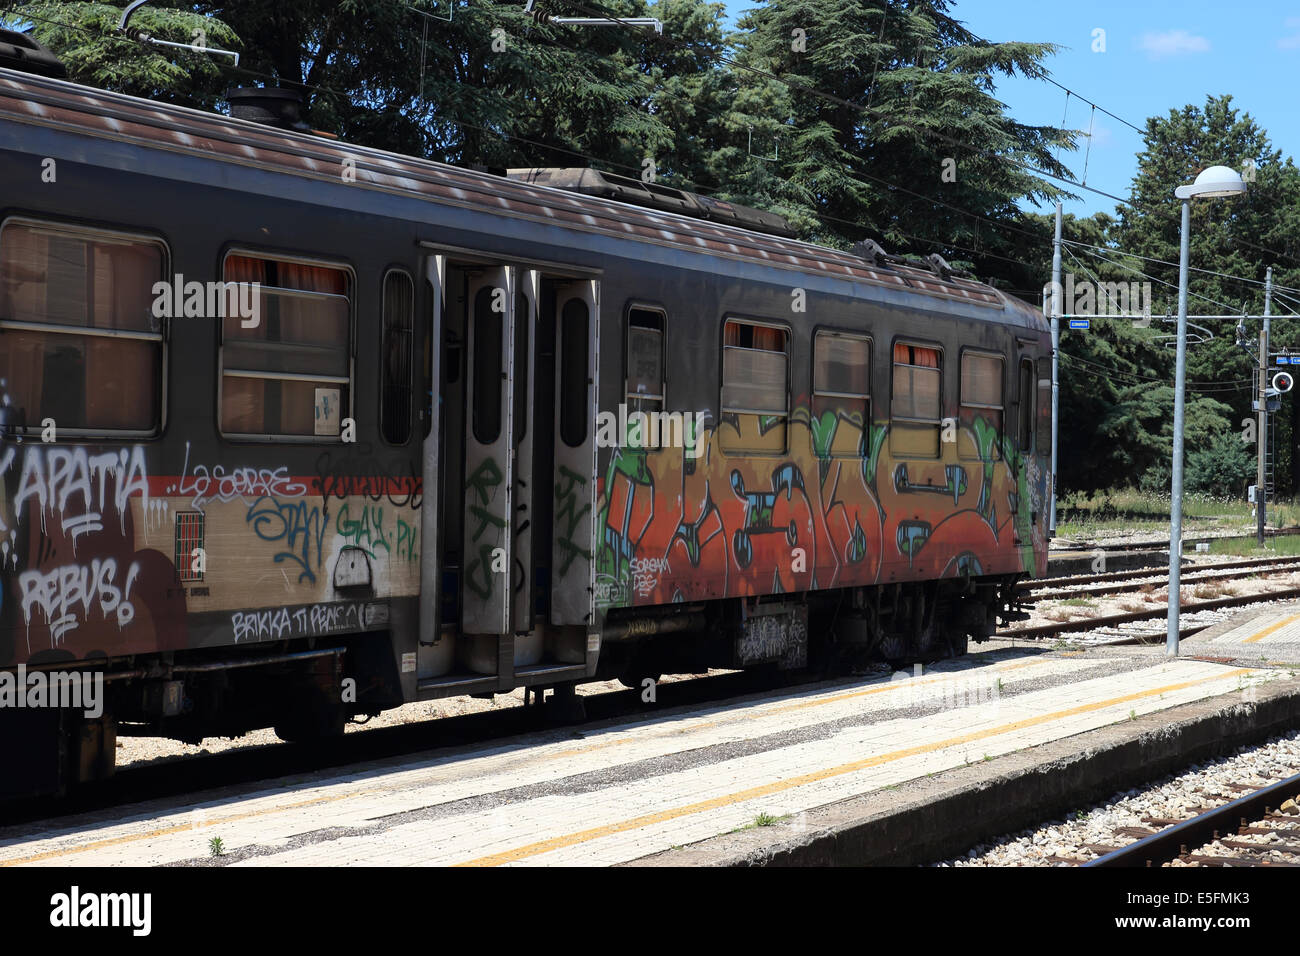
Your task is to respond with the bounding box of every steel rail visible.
[1086,771,1300,867]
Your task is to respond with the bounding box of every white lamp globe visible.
[1175,165,1247,200]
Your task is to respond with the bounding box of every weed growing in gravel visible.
[208,836,224,857]
[1128,709,1137,721]
[730,811,788,833]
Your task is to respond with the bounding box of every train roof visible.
[0,66,1046,330]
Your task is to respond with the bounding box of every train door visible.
[462,266,516,635]
[417,253,598,687]
[512,269,539,635]
[550,280,599,628]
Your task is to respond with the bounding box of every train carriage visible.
[0,60,1051,798]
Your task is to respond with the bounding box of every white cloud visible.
[1139,29,1210,59]
[1280,18,1300,49]
[1084,123,1113,150]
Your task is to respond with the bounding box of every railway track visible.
[1024,556,1300,602]
[1084,772,1300,867]
[1005,584,1300,642]
[1050,527,1300,554]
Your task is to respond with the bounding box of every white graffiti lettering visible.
[17,558,141,645]
[231,607,292,643]
[232,602,364,643]
[5,446,148,542]
[176,442,307,509]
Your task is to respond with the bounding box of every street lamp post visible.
[1168,166,1248,657]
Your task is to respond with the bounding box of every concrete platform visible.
[3,604,1300,868]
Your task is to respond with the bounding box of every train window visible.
[1036,356,1052,457]
[721,319,788,454]
[220,252,351,438]
[381,270,414,445]
[958,351,1003,461]
[560,298,589,447]
[472,286,502,444]
[812,331,870,457]
[626,307,665,449]
[1018,359,1035,451]
[890,342,942,458]
[0,219,164,434]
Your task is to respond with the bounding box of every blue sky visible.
[722,0,1300,220]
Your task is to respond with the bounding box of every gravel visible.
[940,730,1300,866]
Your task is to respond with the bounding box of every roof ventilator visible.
[0,29,66,78]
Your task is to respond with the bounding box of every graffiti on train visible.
[231,601,366,643]
[2,445,149,542]
[463,458,508,602]
[335,502,419,563]
[0,444,168,652]
[594,404,1048,611]
[245,495,327,585]
[313,444,422,509]
[172,441,307,509]
[17,558,141,644]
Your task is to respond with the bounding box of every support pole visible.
[1168,199,1191,657]
[1258,267,1273,546]
[1050,202,1062,537]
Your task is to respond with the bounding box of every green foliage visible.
[1185,428,1255,497]
[8,1,240,105]
[712,0,1073,267]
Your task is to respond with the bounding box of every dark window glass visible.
[381,270,414,444]
[1036,357,1052,457]
[473,286,502,444]
[627,308,665,448]
[890,343,942,458]
[220,253,351,437]
[813,332,870,457]
[0,221,164,433]
[958,352,1003,461]
[721,319,788,453]
[560,298,589,447]
[1019,360,1035,451]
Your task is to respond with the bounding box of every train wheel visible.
[274,688,347,743]
[617,668,662,690]
[546,683,586,723]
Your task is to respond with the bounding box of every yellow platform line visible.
[455,667,1252,867]
[1242,613,1300,644]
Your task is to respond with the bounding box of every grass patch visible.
[1055,488,1300,542]
[1208,534,1300,558]
[730,811,789,833]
